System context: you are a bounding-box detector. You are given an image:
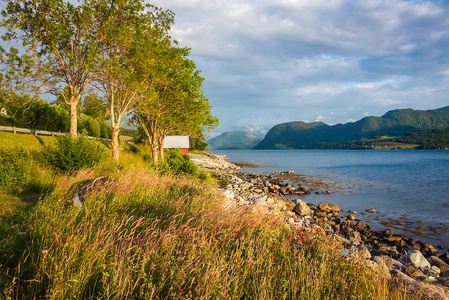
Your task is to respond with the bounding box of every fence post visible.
[13,126,16,134]
[34,129,37,136]
[51,131,54,137]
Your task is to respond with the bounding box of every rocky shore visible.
[191,152,449,298]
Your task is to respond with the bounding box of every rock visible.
[374,255,405,272]
[287,217,295,224]
[357,246,371,260]
[391,270,414,282]
[355,220,365,231]
[406,265,425,279]
[421,265,440,277]
[318,202,329,211]
[253,188,263,194]
[437,277,449,287]
[405,250,431,269]
[366,208,376,213]
[315,211,328,218]
[347,214,355,221]
[293,203,312,216]
[428,256,449,273]
[441,270,449,278]
[328,204,340,212]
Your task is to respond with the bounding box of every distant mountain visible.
[255,106,449,149]
[208,131,262,150]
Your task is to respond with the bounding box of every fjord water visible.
[210,150,449,250]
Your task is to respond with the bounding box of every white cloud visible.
[150,0,449,133]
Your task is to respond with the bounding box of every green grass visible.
[0,132,411,299]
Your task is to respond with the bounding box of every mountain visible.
[208,131,262,150]
[255,106,449,149]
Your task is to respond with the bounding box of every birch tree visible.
[94,0,174,161]
[135,47,218,162]
[1,0,101,135]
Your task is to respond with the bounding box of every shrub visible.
[41,135,107,173]
[0,146,31,192]
[78,114,101,137]
[159,148,200,176]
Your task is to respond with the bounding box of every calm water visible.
[210,150,449,250]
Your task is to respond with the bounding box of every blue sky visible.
[151,0,449,136]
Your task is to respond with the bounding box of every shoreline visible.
[190,152,449,290]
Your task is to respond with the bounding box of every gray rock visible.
[293,203,312,216]
[428,255,449,273]
[422,265,440,277]
[404,250,431,269]
[391,270,414,282]
[374,255,405,272]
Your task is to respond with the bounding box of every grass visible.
[0,132,412,299]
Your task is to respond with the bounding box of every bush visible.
[41,135,107,173]
[78,114,101,137]
[0,146,31,192]
[159,148,200,176]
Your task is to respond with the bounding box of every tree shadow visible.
[34,135,45,147]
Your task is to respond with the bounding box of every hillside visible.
[208,130,262,149]
[255,106,449,149]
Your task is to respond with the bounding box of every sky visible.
[151,0,449,136]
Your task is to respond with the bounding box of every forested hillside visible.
[255,107,449,149]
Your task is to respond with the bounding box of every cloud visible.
[151,0,449,133]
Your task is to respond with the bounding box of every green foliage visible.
[0,146,31,192]
[397,128,449,149]
[12,99,70,132]
[82,94,107,120]
[99,121,111,139]
[159,148,200,176]
[0,114,14,126]
[256,107,449,149]
[77,114,101,137]
[41,135,107,173]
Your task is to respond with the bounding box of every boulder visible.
[374,255,405,272]
[428,256,449,273]
[293,203,312,216]
[406,265,425,279]
[404,250,431,269]
[421,266,440,278]
[355,220,365,231]
[391,270,414,282]
[318,202,329,211]
[328,204,340,212]
[366,208,376,213]
[347,214,355,221]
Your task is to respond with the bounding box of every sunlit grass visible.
[0,163,411,299]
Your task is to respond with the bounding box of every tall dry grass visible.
[1,165,410,299]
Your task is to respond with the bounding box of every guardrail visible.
[0,125,111,142]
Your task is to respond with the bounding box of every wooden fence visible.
[0,125,111,142]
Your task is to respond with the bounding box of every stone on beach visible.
[404,250,431,269]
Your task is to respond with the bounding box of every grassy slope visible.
[0,132,411,299]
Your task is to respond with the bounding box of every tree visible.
[134,47,218,162]
[1,0,102,135]
[94,0,174,161]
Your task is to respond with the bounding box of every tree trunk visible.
[69,101,78,136]
[111,125,120,161]
[158,135,166,161]
[149,133,158,164]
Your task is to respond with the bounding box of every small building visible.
[163,136,190,154]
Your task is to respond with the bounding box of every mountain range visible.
[207,131,262,150]
[254,106,449,149]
